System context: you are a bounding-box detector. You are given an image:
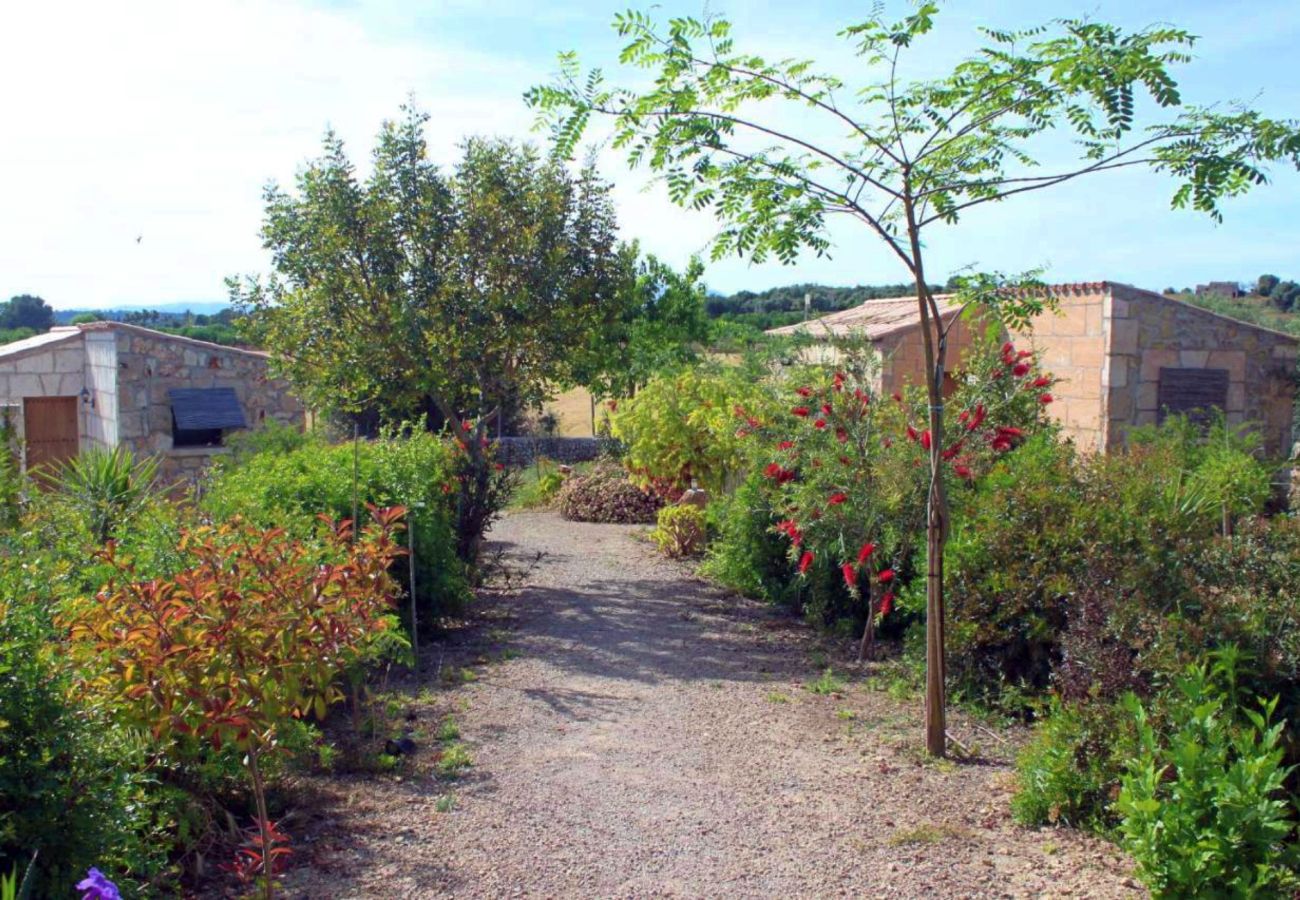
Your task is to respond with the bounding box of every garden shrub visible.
[202,428,469,621]
[941,416,1277,714]
[557,460,662,523]
[42,446,159,545]
[610,363,780,496]
[63,510,408,895]
[701,467,802,608]
[1011,694,1137,832]
[0,592,164,896]
[649,504,707,557]
[1117,657,1297,897]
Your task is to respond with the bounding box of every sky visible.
[1,0,1298,310]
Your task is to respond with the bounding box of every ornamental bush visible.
[610,363,781,497]
[557,460,663,523]
[1117,659,1297,896]
[649,504,707,557]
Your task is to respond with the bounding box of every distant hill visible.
[53,301,230,324]
[706,281,943,331]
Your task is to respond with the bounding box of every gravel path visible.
[286,511,1141,898]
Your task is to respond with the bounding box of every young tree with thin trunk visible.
[527,4,1300,755]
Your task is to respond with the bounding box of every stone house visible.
[769,282,1299,457]
[0,322,304,480]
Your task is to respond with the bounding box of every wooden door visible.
[23,396,79,471]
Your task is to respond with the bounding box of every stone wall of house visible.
[496,436,619,467]
[1106,285,1297,457]
[876,310,980,396]
[101,325,305,482]
[1022,287,1110,452]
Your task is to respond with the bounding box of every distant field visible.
[545,386,596,437]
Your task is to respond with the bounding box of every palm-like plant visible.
[45,447,159,544]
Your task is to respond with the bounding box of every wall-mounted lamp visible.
[80,387,95,410]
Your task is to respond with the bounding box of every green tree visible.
[1270,279,1300,311]
[528,6,1300,755]
[232,106,632,563]
[576,253,711,398]
[0,295,53,332]
[1257,273,1280,297]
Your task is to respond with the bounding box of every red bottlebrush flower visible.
[833,372,846,392]
[953,463,974,480]
[735,428,749,438]
[941,440,965,461]
[965,404,987,432]
[1001,341,1014,356]
[878,568,896,583]
[835,426,848,443]
[777,468,796,484]
[920,430,932,450]
[798,551,814,574]
[494,462,505,471]
[854,387,870,405]
[777,440,794,450]
[1017,349,1033,359]
[839,455,851,465]
[796,386,813,397]
[828,492,847,505]
[879,593,894,617]
[857,541,876,563]
[607,400,618,411]
[1032,375,1051,388]
[841,562,858,588]
[792,406,810,417]
[997,426,1024,439]
[763,462,783,479]
[1039,393,1054,404]
[992,368,1005,379]
[776,519,803,545]
[882,437,894,448]
[747,417,761,428]
[892,391,903,403]
[821,403,833,415]
[1012,362,1031,377]
[991,437,1013,452]
[906,424,919,442]
[958,409,970,423]
[814,418,827,429]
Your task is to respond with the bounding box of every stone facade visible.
[0,323,305,481]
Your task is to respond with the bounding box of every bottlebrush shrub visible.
[62,509,408,898]
[557,461,663,523]
[650,504,707,557]
[610,364,781,496]
[747,333,1055,653]
[700,467,803,609]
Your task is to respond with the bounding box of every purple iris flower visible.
[76,868,122,900]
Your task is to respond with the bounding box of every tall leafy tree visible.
[528,5,1300,755]
[1,295,54,332]
[232,106,632,563]
[575,252,711,398]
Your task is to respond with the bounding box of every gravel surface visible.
[284,511,1142,899]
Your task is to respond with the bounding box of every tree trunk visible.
[857,579,877,662]
[904,194,948,758]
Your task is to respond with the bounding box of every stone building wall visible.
[1105,285,1297,457]
[96,324,305,481]
[876,309,980,396]
[1020,286,1111,452]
